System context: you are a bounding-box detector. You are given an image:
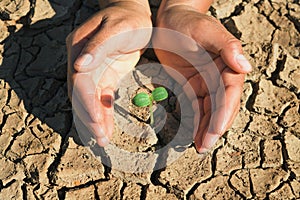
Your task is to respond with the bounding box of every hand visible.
[153,4,252,153]
[67,1,152,146]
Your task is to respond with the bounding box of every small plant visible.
[132,87,168,125]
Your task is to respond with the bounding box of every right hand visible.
[66,1,152,146]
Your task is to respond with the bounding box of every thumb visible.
[219,37,253,74]
[73,28,112,73]
[193,17,253,74]
[74,28,152,73]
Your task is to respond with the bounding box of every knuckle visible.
[226,37,242,49]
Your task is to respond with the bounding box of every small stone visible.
[285,132,300,162]
[192,176,238,199]
[65,185,95,200]
[250,168,289,198]
[262,140,283,168]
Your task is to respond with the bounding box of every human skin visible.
[154,0,252,153]
[66,0,152,146]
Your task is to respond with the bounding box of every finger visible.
[73,72,101,123]
[192,17,252,74]
[72,95,109,146]
[192,97,204,139]
[72,70,115,145]
[219,68,245,131]
[74,24,151,72]
[194,111,212,153]
[195,68,244,153]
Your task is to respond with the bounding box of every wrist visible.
[100,0,151,16]
[158,0,213,15]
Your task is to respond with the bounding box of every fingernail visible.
[100,137,109,146]
[76,54,93,66]
[236,54,252,72]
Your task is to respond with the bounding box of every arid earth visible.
[0,0,299,199]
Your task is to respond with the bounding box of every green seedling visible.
[132,87,168,125]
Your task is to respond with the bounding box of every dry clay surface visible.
[0,0,299,199]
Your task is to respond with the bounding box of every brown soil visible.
[0,0,299,199]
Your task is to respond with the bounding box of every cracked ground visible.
[0,0,299,199]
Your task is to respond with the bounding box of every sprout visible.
[132,87,168,125]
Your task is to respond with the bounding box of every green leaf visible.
[151,87,168,102]
[132,92,151,107]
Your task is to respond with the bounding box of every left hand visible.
[153,5,252,153]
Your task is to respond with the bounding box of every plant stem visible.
[149,100,154,125]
